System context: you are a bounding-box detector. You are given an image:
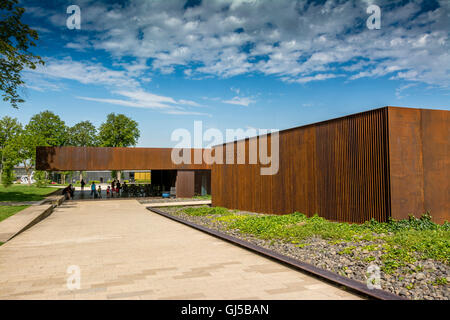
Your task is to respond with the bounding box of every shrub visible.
[1,166,15,188]
[34,171,49,187]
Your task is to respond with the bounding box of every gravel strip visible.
[159,206,449,300]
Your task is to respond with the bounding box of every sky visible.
[1,0,449,147]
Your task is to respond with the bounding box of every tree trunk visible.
[62,173,65,185]
[117,170,121,182]
[26,169,31,186]
[79,171,83,182]
[0,153,4,184]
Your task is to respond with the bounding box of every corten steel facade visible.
[35,106,448,223]
[36,147,210,171]
[211,107,449,224]
[36,147,211,198]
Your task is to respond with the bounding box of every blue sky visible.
[1,0,449,147]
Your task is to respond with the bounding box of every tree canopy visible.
[0,111,140,186]
[0,115,22,149]
[0,0,44,108]
[25,110,67,146]
[98,113,140,147]
[0,116,22,184]
[5,129,39,185]
[68,120,99,147]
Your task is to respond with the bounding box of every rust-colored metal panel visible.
[420,109,450,224]
[176,170,195,198]
[388,107,449,224]
[212,107,391,223]
[387,108,425,220]
[36,146,211,171]
[212,106,448,224]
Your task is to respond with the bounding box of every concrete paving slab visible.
[0,200,361,300]
[0,205,53,242]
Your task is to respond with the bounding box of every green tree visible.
[6,129,38,186]
[67,120,99,147]
[59,170,73,185]
[99,113,139,182]
[0,0,44,108]
[1,165,15,187]
[67,120,99,183]
[0,116,22,182]
[34,170,48,187]
[98,113,140,147]
[25,110,68,146]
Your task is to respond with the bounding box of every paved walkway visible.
[0,200,360,300]
[0,205,53,242]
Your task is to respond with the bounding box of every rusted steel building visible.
[36,106,448,224]
[36,147,211,198]
[211,106,449,224]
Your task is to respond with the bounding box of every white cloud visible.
[77,90,209,116]
[178,99,203,107]
[222,96,255,106]
[289,73,341,84]
[29,0,450,88]
[395,83,418,99]
[25,57,208,115]
[30,57,142,88]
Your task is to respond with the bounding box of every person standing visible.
[116,180,121,195]
[81,179,85,191]
[91,181,96,198]
[97,185,102,199]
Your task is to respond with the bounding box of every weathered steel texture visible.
[388,107,449,224]
[176,170,195,198]
[212,108,391,223]
[36,146,211,171]
[213,107,449,224]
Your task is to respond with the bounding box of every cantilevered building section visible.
[36,147,211,198]
[211,107,449,224]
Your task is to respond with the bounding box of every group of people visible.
[72,179,128,199]
[89,181,102,199]
[89,179,128,199]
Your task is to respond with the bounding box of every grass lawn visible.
[0,185,60,202]
[0,205,30,223]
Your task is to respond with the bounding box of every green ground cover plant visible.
[183,206,231,216]
[193,194,212,200]
[0,205,29,222]
[180,207,450,273]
